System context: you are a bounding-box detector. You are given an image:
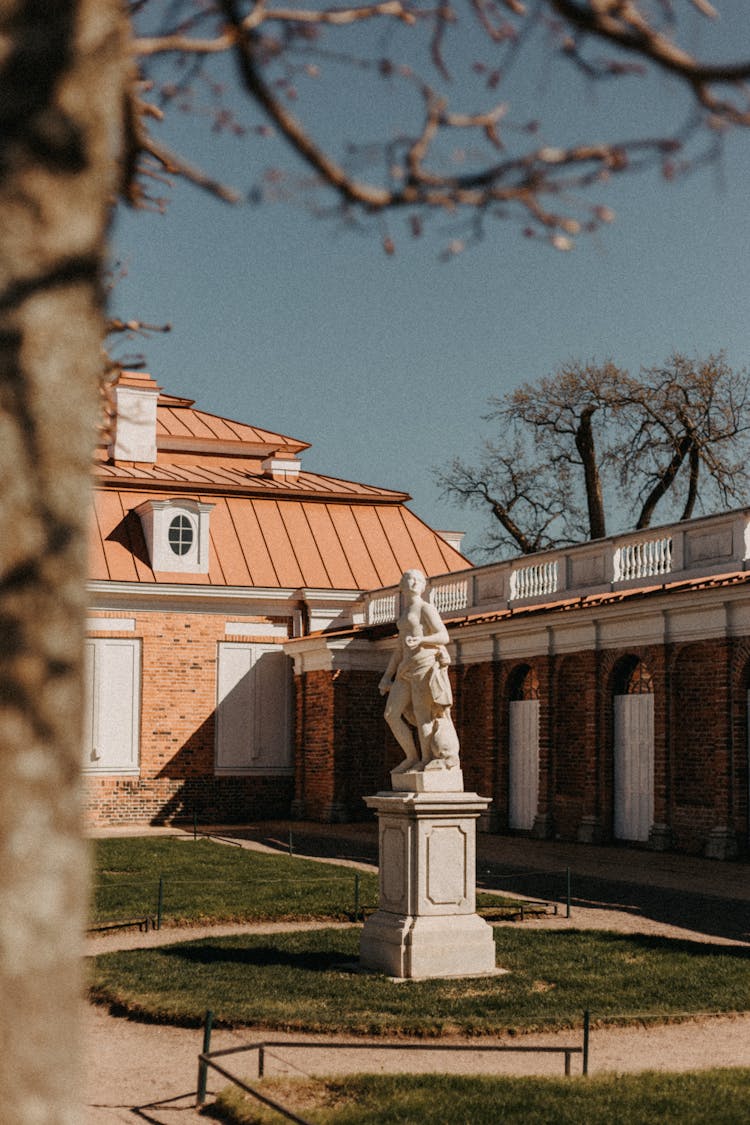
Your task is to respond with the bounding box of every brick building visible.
[87,372,750,859]
[85,372,467,825]
[288,510,750,859]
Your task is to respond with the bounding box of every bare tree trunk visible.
[680,443,701,521]
[574,406,607,540]
[635,433,692,529]
[0,2,125,1120]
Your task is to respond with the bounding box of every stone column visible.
[359,770,498,979]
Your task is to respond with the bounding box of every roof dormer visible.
[109,371,161,464]
[136,498,214,574]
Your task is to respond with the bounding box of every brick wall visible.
[292,637,749,858]
[84,610,294,826]
[87,606,750,856]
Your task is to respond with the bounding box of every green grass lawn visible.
[90,836,525,928]
[88,926,750,1033]
[91,837,379,926]
[214,1070,750,1125]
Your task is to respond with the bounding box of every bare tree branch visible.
[121,1,750,246]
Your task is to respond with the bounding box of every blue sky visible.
[113,4,750,559]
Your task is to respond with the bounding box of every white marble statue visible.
[378,569,460,773]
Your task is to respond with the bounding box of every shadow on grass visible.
[552,929,750,961]
[476,864,750,946]
[220,824,750,945]
[158,941,359,972]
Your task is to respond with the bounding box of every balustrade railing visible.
[368,592,398,625]
[430,577,471,614]
[509,560,559,601]
[613,537,672,582]
[360,509,750,627]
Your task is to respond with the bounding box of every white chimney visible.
[262,455,302,481]
[108,371,161,464]
[437,530,465,554]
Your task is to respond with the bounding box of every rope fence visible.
[89,862,574,933]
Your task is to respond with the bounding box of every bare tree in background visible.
[2,1,750,1119]
[438,354,750,555]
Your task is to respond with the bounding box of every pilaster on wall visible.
[669,637,733,857]
[293,668,336,821]
[454,661,496,802]
[289,635,389,822]
[730,639,750,848]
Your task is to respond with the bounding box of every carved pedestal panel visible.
[359,784,497,979]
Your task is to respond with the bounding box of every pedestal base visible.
[360,910,498,979]
[391,768,464,793]
[359,789,497,980]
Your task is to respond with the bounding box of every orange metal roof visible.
[90,490,467,588]
[155,397,310,455]
[92,385,469,589]
[94,450,410,501]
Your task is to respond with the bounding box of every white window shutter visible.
[216,643,292,774]
[83,638,140,773]
[614,693,654,842]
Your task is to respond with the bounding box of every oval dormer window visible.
[168,514,194,556]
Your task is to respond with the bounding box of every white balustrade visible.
[509,560,559,601]
[613,537,672,582]
[430,578,470,614]
[368,592,398,625]
[357,510,750,627]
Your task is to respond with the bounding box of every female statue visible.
[378,569,460,773]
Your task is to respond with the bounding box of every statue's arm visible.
[379,643,401,694]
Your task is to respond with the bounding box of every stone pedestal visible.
[359,772,497,979]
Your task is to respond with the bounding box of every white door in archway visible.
[509,699,539,830]
[614,693,654,842]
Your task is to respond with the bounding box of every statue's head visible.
[400,568,426,595]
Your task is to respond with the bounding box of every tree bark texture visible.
[0,3,125,1120]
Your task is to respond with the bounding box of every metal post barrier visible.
[583,1009,590,1075]
[156,875,164,931]
[288,830,294,857]
[258,1043,265,1078]
[566,867,571,919]
[193,807,198,840]
[354,873,360,922]
[196,1009,214,1106]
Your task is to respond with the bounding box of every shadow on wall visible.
[149,710,294,826]
[148,774,295,827]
